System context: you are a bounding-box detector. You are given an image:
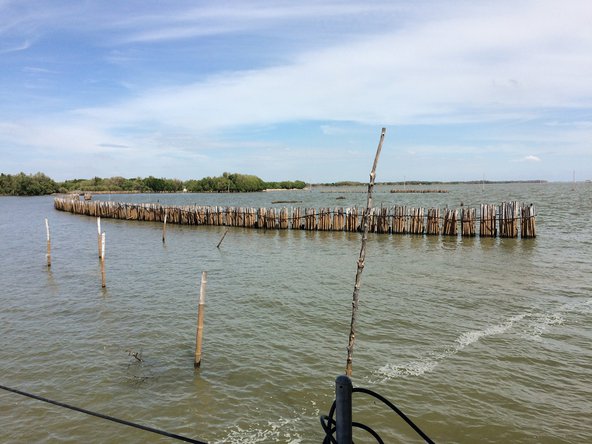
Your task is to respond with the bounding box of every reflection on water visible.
[0,183,591,443]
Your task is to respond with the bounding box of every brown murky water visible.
[1,183,590,443]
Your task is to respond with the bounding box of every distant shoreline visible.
[62,188,306,195]
[313,180,549,186]
[55,181,551,196]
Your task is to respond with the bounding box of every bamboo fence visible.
[54,197,536,238]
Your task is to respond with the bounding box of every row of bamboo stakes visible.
[390,189,448,193]
[54,198,537,238]
[43,215,207,369]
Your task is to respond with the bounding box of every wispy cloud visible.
[22,66,58,74]
[114,2,410,43]
[522,155,542,162]
[545,120,592,128]
[65,1,590,134]
[0,39,31,54]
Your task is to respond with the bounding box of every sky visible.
[1,0,591,183]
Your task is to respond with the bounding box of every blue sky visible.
[1,0,591,182]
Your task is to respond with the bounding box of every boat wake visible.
[216,417,303,444]
[374,314,525,381]
[214,402,321,444]
[373,298,591,381]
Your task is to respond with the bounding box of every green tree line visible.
[0,172,306,196]
[0,172,60,196]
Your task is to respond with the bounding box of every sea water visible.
[0,183,590,443]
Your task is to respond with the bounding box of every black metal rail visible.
[321,375,435,443]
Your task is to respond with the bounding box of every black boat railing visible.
[320,375,435,443]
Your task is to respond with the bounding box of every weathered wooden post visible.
[345,128,385,377]
[335,375,353,443]
[162,213,167,243]
[194,271,207,368]
[521,203,536,238]
[100,232,106,288]
[97,217,102,258]
[45,218,51,267]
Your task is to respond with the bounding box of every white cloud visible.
[22,66,59,74]
[114,2,409,43]
[523,155,542,162]
[70,0,592,134]
[0,119,130,155]
[1,0,591,181]
[0,39,31,54]
[545,120,592,128]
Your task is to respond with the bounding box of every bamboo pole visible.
[162,213,167,243]
[194,271,207,368]
[97,217,102,258]
[345,127,386,377]
[45,218,51,267]
[100,232,106,288]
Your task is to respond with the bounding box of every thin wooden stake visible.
[100,232,106,288]
[216,229,229,249]
[345,128,386,377]
[162,213,167,243]
[194,271,207,368]
[97,217,102,258]
[45,218,51,267]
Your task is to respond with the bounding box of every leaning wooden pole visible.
[345,128,386,377]
[216,229,229,249]
[45,218,51,267]
[162,213,167,243]
[194,271,207,368]
[100,232,106,288]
